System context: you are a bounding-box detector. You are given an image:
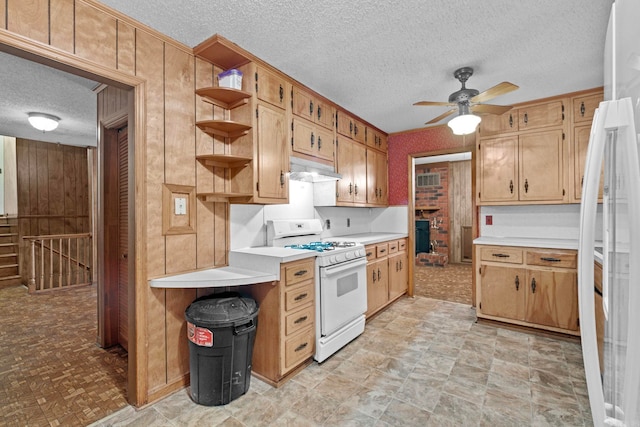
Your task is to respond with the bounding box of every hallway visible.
[414,262,473,306]
[0,284,128,426]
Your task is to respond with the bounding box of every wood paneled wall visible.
[449,160,472,263]
[15,139,89,278]
[2,0,230,405]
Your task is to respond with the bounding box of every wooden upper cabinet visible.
[291,86,335,130]
[518,100,565,131]
[478,136,519,203]
[255,66,287,109]
[366,127,388,152]
[518,129,566,202]
[256,103,289,202]
[352,118,366,144]
[336,111,353,139]
[336,137,366,204]
[291,117,334,162]
[478,110,518,137]
[573,92,602,124]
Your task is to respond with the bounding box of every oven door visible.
[319,257,367,337]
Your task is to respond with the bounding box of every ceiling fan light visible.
[447,113,481,135]
[28,112,60,132]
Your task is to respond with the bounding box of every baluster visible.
[29,239,36,293]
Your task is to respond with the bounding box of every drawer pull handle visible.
[295,342,308,352]
[294,315,308,324]
[540,257,562,262]
[294,293,308,301]
[377,269,381,281]
[515,275,520,291]
[372,270,376,282]
[391,245,397,250]
[380,249,386,253]
[531,278,537,293]
[294,269,308,276]
[366,252,373,257]
[492,253,510,258]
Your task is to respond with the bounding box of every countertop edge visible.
[149,267,277,289]
[329,232,409,245]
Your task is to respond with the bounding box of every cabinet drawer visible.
[284,328,314,371]
[526,250,577,269]
[479,246,523,264]
[284,282,314,312]
[365,245,376,261]
[284,259,315,286]
[285,305,314,336]
[376,243,389,258]
[388,240,399,254]
[398,239,407,251]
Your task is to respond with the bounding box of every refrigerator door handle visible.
[578,101,607,426]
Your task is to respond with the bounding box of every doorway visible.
[410,150,475,305]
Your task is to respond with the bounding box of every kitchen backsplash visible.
[480,204,603,241]
[230,181,409,249]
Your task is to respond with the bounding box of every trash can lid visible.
[185,293,258,328]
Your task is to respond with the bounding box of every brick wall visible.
[415,163,449,254]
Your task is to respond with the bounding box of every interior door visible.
[117,127,129,351]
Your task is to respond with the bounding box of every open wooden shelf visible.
[197,192,253,204]
[196,87,252,109]
[196,120,251,138]
[194,34,253,69]
[196,154,252,169]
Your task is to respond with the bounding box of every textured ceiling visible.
[1,0,612,145]
[0,51,98,147]
[99,0,612,133]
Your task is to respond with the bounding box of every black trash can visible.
[185,292,259,406]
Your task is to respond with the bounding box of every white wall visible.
[230,181,410,249]
[480,204,603,241]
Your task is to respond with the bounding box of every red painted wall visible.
[387,125,474,205]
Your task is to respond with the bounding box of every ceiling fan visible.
[414,67,519,134]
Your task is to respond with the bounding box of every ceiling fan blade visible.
[471,104,513,115]
[413,100,455,107]
[471,82,519,103]
[425,108,457,125]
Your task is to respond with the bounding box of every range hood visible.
[289,156,342,182]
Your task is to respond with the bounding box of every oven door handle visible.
[321,257,366,277]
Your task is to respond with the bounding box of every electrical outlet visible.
[486,215,493,225]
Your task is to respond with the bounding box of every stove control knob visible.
[330,256,337,264]
[345,251,353,260]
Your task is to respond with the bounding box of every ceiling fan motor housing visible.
[448,66,479,104]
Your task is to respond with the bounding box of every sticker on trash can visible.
[187,322,213,347]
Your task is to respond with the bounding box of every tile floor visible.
[92,296,593,427]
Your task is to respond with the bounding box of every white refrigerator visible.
[579,1,640,426]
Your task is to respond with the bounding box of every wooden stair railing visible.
[22,233,92,293]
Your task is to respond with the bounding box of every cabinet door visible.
[315,126,334,161]
[479,265,526,321]
[314,98,335,130]
[352,118,366,144]
[291,117,315,158]
[366,258,389,317]
[574,124,604,201]
[519,129,565,202]
[336,137,354,203]
[478,110,518,137]
[388,252,407,300]
[525,270,578,331]
[518,100,565,131]
[478,136,518,203]
[352,142,367,204]
[573,92,602,124]
[256,103,288,201]
[336,111,353,138]
[255,66,286,109]
[366,149,379,204]
[376,150,388,205]
[291,85,314,121]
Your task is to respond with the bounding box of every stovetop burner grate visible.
[285,241,357,252]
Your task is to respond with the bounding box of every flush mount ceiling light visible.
[447,103,481,135]
[28,112,60,132]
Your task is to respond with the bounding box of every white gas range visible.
[267,219,367,362]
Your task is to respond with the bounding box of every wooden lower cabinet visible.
[245,258,315,387]
[365,238,408,318]
[476,245,579,335]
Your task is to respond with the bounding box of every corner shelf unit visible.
[196,153,252,169]
[196,87,251,109]
[195,119,251,138]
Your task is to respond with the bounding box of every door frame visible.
[0,30,148,405]
[407,144,478,305]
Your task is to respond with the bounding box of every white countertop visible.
[150,247,317,289]
[328,232,408,245]
[149,266,277,288]
[473,236,579,250]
